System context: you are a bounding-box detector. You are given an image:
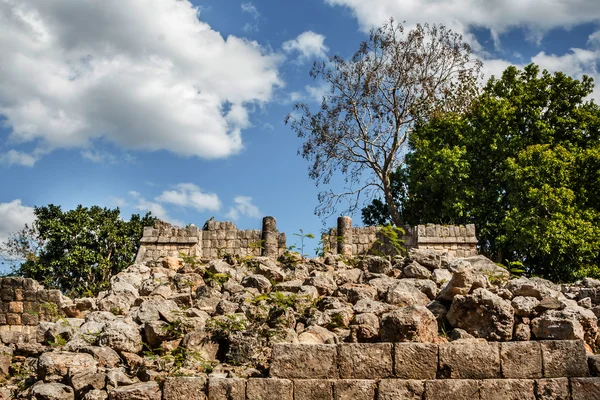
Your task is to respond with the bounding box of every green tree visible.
[1,205,156,296]
[286,19,482,225]
[363,64,600,281]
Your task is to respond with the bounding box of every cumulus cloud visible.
[0,0,283,165]
[226,196,261,220]
[129,191,184,227]
[156,183,221,212]
[283,31,329,63]
[0,199,35,243]
[241,2,261,32]
[0,150,38,167]
[324,0,600,45]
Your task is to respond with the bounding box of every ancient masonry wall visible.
[324,216,478,258]
[135,217,287,264]
[0,278,66,344]
[157,341,595,399]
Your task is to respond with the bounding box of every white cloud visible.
[0,0,283,165]
[283,31,329,63]
[129,191,183,226]
[241,2,261,32]
[0,199,35,243]
[0,150,38,167]
[324,0,600,46]
[81,149,116,164]
[226,196,261,220]
[156,183,221,212]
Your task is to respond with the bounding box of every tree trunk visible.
[383,175,403,226]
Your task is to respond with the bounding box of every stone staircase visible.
[154,340,599,399]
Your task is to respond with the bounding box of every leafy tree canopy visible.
[363,63,600,282]
[1,205,156,296]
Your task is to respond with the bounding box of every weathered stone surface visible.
[479,379,535,400]
[438,340,501,379]
[270,344,338,379]
[424,380,481,400]
[505,277,561,300]
[385,281,430,306]
[511,296,540,317]
[589,354,600,377]
[78,346,122,368]
[163,376,207,400]
[241,275,272,293]
[337,343,392,379]
[38,352,97,382]
[540,340,589,378]
[403,262,432,280]
[30,383,75,400]
[97,319,143,354]
[460,255,510,282]
[292,379,333,400]
[447,288,514,341]
[571,377,600,400]
[377,379,424,400]
[437,265,480,302]
[246,379,293,400]
[207,378,245,400]
[408,249,441,270]
[394,343,438,379]
[0,345,12,378]
[379,306,438,343]
[534,378,570,400]
[82,390,108,400]
[332,380,375,400]
[108,382,161,400]
[500,342,542,379]
[70,372,106,395]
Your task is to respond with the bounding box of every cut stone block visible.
[293,379,333,400]
[208,378,245,400]
[438,340,501,379]
[535,378,570,400]
[500,342,542,379]
[377,379,424,400]
[424,380,480,400]
[540,340,589,378]
[163,377,207,400]
[394,343,438,379]
[246,379,293,400]
[571,378,600,400]
[479,379,535,400]
[333,380,375,400]
[270,344,338,379]
[338,343,392,379]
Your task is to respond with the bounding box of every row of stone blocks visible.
[270,341,589,380]
[161,376,600,400]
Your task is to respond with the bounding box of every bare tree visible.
[286,19,482,225]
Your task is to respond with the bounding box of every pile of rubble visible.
[1,249,600,399]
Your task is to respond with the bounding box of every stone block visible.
[338,343,392,379]
[571,377,600,400]
[270,344,338,379]
[500,341,542,378]
[163,376,207,400]
[8,302,23,313]
[246,379,293,400]
[208,378,245,400]
[293,379,333,400]
[535,378,570,400]
[6,313,21,325]
[479,379,535,399]
[21,312,39,326]
[377,379,424,400]
[424,380,480,400]
[541,340,589,378]
[438,341,501,379]
[394,343,438,379]
[333,380,375,400]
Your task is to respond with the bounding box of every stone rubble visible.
[0,248,600,398]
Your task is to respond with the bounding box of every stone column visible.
[262,216,278,258]
[337,216,353,256]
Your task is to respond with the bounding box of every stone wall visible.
[0,277,66,344]
[132,340,596,399]
[135,217,287,264]
[324,216,478,258]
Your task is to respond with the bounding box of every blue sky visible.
[1,0,600,266]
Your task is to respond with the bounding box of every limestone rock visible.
[37,352,97,382]
[30,383,75,400]
[403,262,432,280]
[385,281,430,307]
[107,382,161,400]
[97,319,143,354]
[379,306,438,343]
[447,288,514,341]
[408,249,441,270]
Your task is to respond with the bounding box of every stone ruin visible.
[0,217,599,399]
